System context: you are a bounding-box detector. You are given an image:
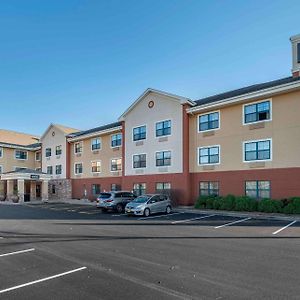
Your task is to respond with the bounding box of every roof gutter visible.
[0,143,41,151]
[187,80,300,114]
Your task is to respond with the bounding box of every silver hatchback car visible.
[125,194,172,217]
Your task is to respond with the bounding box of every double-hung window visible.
[244,140,271,162]
[0,165,3,174]
[15,150,27,160]
[92,184,101,195]
[156,182,171,194]
[199,112,219,131]
[133,154,146,168]
[0,147,3,158]
[133,183,146,196]
[199,146,220,165]
[244,101,270,124]
[55,165,62,175]
[75,163,83,174]
[91,138,101,151]
[35,152,41,161]
[245,181,270,199]
[111,158,122,171]
[91,161,101,173]
[111,133,122,147]
[133,126,146,141]
[74,142,83,154]
[297,43,300,63]
[47,166,53,175]
[56,145,62,156]
[156,151,171,166]
[45,148,51,157]
[199,181,219,196]
[156,120,171,137]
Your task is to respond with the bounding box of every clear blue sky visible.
[1,0,300,135]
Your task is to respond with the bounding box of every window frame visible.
[111,158,122,172]
[133,153,147,169]
[245,180,271,199]
[243,139,272,163]
[74,162,83,175]
[297,42,300,64]
[198,111,220,132]
[55,164,62,175]
[55,145,62,156]
[74,142,83,154]
[133,125,147,141]
[198,145,221,166]
[133,183,146,196]
[45,148,51,158]
[91,137,101,151]
[92,184,101,196]
[91,160,101,173]
[15,150,28,160]
[243,99,272,125]
[0,147,3,158]
[155,150,172,167]
[199,181,219,196]
[155,119,172,137]
[35,151,41,161]
[46,166,53,175]
[0,165,3,174]
[111,133,122,148]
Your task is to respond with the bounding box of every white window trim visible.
[91,137,102,152]
[242,98,272,126]
[74,162,83,175]
[197,145,221,166]
[55,145,62,156]
[14,149,28,161]
[74,142,83,154]
[132,124,147,142]
[132,153,147,169]
[46,166,53,175]
[243,138,272,163]
[110,133,122,149]
[155,150,172,167]
[55,164,62,175]
[154,118,173,139]
[0,147,3,158]
[110,157,122,172]
[91,160,102,174]
[35,151,41,161]
[197,110,221,133]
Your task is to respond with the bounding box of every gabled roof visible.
[194,76,300,107]
[0,129,40,146]
[118,88,195,121]
[41,123,80,141]
[68,121,122,141]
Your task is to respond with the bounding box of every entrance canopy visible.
[0,168,51,202]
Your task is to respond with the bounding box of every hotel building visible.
[1,34,300,205]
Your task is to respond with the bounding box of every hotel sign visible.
[30,174,40,180]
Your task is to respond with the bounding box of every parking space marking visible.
[214,217,252,229]
[272,220,297,235]
[171,214,216,224]
[138,212,184,220]
[0,266,87,294]
[0,248,35,258]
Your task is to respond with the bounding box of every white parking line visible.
[0,266,87,294]
[214,217,252,229]
[171,214,216,224]
[0,248,35,258]
[272,220,297,235]
[138,212,184,220]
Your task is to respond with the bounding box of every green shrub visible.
[195,196,208,209]
[235,196,258,212]
[257,199,283,213]
[283,197,300,214]
[213,197,222,210]
[220,194,236,211]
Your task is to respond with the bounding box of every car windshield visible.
[99,193,112,199]
[132,196,149,203]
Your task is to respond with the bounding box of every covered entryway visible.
[0,169,51,203]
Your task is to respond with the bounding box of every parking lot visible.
[0,202,299,299]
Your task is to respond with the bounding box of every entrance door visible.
[24,181,31,202]
[36,184,41,198]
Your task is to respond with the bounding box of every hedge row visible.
[195,195,300,214]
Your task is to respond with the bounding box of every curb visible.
[177,206,300,222]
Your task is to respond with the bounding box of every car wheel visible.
[166,205,172,214]
[144,208,150,217]
[116,204,123,214]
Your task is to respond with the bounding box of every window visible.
[111,158,122,171]
[133,183,146,196]
[111,184,121,191]
[35,152,41,161]
[91,161,101,173]
[0,165,3,174]
[35,168,42,172]
[199,146,220,165]
[55,165,62,175]
[245,181,270,199]
[74,142,83,154]
[75,163,83,174]
[156,120,171,137]
[133,154,146,168]
[45,148,51,157]
[199,112,219,131]
[244,140,271,162]
[15,167,27,171]
[51,184,56,194]
[92,184,101,195]
[156,151,171,166]
[133,126,146,141]
[111,133,122,147]
[156,182,171,194]
[199,182,219,196]
[297,43,300,64]
[15,150,27,160]
[47,166,53,175]
[55,145,62,156]
[244,101,270,124]
[91,138,101,151]
[0,147,3,158]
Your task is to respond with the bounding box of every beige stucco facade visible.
[189,90,300,173]
[70,130,122,179]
